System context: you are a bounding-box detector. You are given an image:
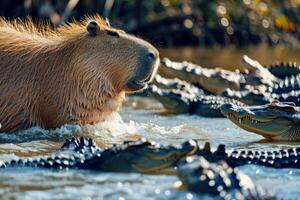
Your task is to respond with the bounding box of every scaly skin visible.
[159,56,287,95]
[137,75,244,117]
[221,57,300,106]
[222,86,273,105]
[0,137,198,174]
[177,156,276,200]
[151,74,300,110]
[153,74,205,95]
[0,137,293,199]
[243,56,300,81]
[144,83,244,117]
[133,74,205,98]
[195,141,300,169]
[159,57,300,106]
[222,84,300,106]
[226,55,297,89]
[159,58,242,94]
[220,101,300,141]
[4,137,300,170]
[262,73,300,95]
[241,56,300,96]
[241,55,278,87]
[267,61,300,79]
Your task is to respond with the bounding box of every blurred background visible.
[1,0,300,68]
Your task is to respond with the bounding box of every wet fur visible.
[0,16,145,132]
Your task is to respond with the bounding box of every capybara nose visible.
[146,51,157,62]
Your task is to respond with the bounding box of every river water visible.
[0,46,300,200]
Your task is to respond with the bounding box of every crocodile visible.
[241,55,278,87]
[0,137,282,199]
[159,58,242,94]
[143,83,244,117]
[221,86,273,105]
[220,101,300,141]
[4,137,300,170]
[150,74,297,111]
[152,74,204,91]
[177,156,276,200]
[220,57,300,106]
[158,56,291,95]
[195,141,300,169]
[133,74,205,98]
[133,74,244,117]
[222,85,300,106]
[267,61,300,79]
[243,57,300,95]
[0,137,198,174]
[159,56,300,98]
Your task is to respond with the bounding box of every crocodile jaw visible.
[221,103,295,140]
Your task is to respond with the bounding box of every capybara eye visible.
[107,30,119,37]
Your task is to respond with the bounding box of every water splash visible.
[80,112,189,146]
[0,124,81,144]
[1,99,300,199]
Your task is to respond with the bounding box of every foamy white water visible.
[0,96,300,200]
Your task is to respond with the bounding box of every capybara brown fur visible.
[0,16,159,132]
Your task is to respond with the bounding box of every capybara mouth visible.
[125,47,160,92]
[125,79,148,91]
[125,73,155,92]
[125,59,159,92]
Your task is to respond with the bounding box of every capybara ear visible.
[87,21,100,37]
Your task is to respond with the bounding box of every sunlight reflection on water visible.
[0,97,300,199]
[2,43,300,199]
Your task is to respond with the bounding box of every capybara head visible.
[0,16,160,131]
[61,17,160,94]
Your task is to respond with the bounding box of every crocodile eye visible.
[270,101,279,106]
[268,101,279,109]
[107,30,119,37]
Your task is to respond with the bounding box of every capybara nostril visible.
[146,51,156,62]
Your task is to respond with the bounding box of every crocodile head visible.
[96,138,198,174]
[242,55,278,86]
[143,85,192,114]
[159,58,241,94]
[176,156,255,195]
[220,101,300,140]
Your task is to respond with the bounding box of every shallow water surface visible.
[1,45,300,199]
[160,45,300,71]
[0,97,299,200]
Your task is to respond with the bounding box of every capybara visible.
[0,16,159,132]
